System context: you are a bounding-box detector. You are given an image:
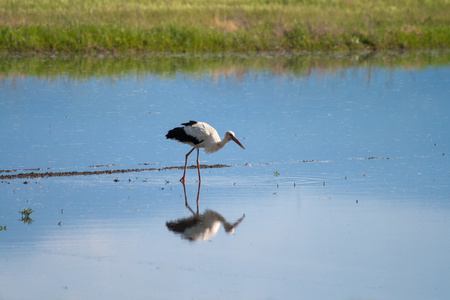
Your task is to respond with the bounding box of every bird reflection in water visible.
[166,183,245,242]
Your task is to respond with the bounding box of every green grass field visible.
[0,0,449,53]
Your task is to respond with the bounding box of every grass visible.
[0,0,449,53]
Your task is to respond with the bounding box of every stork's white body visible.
[167,209,245,241]
[166,121,245,183]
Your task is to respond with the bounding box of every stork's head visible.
[225,131,245,150]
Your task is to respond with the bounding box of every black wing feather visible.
[166,126,202,145]
[166,216,200,233]
[181,120,197,126]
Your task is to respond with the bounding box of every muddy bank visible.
[0,157,389,180]
[0,164,232,180]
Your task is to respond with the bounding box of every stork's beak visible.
[231,136,245,150]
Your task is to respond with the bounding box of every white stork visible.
[166,121,245,183]
[166,209,246,241]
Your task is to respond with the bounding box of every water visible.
[0,53,449,300]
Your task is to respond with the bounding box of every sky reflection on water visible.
[1,55,449,300]
[1,65,449,171]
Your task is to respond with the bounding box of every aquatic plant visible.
[19,207,35,225]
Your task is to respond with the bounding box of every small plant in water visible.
[274,171,280,177]
[20,207,34,216]
[19,207,35,225]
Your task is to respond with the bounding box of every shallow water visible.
[1,53,449,300]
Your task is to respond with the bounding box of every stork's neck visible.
[214,136,231,151]
[218,135,231,148]
[205,134,231,154]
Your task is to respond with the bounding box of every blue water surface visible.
[0,56,449,300]
[1,66,449,170]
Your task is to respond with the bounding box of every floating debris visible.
[89,164,118,168]
[351,156,390,160]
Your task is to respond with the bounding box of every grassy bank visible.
[0,0,449,53]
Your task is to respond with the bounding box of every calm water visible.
[1,53,449,300]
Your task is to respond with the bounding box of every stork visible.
[166,121,245,183]
[166,182,245,241]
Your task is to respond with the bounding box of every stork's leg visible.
[196,148,201,183]
[181,147,195,183]
[196,180,201,207]
[181,181,195,215]
[182,180,200,215]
